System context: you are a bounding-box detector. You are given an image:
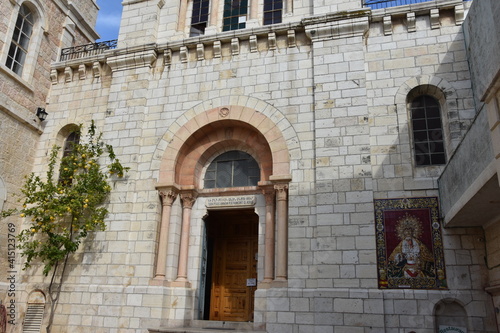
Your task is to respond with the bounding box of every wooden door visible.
[209,210,258,322]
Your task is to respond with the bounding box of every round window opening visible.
[204,151,260,189]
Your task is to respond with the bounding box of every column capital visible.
[274,184,288,201]
[180,190,198,209]
[159,188,178,207]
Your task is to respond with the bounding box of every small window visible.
[410,95,446,166]
[222,0,248,32]
[204,151,260,188]
[190,0,210,36]
[6,4,34,76]
[263,0,283,25]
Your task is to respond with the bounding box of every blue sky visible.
[95,0,123,41]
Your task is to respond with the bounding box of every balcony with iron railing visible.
[59,39,117,61]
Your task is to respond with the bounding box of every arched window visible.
[410,95,446,166]
[222,0,248,31]
[6,4,34,76]
[204,151,260,188]
[263,0,282,25]
[190,0,210,36]
[59,131,80,185]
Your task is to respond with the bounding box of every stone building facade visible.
[1,0,500,332]
[0,0,100,330]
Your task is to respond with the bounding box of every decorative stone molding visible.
[64,66,73,82]
[383,16,392,35]
[268,32,277,50]
[430,8,440,29]
[50,69,58,84]
[213,40,222,58]
[231,38,240,56]
[196,43,204,61]
[179,46,188,63]
[407,12,416,33]
[159,188,178,207]
[78,64,86,80]
[249,35,258,53]
[304,13,370,42]
[107,49,158,71]
[92,62,101,78]
[454,4,464,26]
[164,49,172,65]
[287,30,296,48]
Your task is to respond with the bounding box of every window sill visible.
[0,64,35,92]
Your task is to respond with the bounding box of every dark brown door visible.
[208,210,258,322]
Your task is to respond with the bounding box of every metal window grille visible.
[363,0,433,9]
[22,304,45,333]
[411,95,446,166]
[222,0,248,31]
[263,0,283,25]
[6,5,34,76]
[204,151,260,188]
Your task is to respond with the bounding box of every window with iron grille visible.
[204,151,260,188]
[191,0,210,36]
[222,0,248,31]
[410,95,446,166]
[6,4,34,76]
[263,0,283,25]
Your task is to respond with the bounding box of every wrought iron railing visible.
[363,0,434,9]
[59,39,117,61]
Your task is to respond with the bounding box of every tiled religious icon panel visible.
[375,197,447,289]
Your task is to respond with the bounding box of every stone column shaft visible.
[176,191,197,283]
[275,184,288,281]
[263,188,275,282]
[154,189,177,280]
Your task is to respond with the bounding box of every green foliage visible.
[3,121,129,276]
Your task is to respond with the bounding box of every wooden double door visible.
[203,209,258,322]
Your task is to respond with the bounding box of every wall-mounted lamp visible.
[36,107,48,121]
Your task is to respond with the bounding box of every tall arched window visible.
[6,4,34,76]
[263,0,283,25]
[204,151,260,188]
[410,95,446,166]
[59,131,80,185]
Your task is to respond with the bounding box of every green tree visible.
[2,121,128,332]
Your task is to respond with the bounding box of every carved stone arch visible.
[156,100,295,187]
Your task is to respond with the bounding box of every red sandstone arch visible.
[158,106,290,187]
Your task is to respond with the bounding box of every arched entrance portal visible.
[201,209,258,322]
[153,105,292,323]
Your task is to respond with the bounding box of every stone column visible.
[177,0,189,31]
[153,188,178,280]
[174,191,197,285]
[274,184,288,281]
[286,0,293,14]
[262,187,275,283]
[209,0,220,28]
[249,0,258,20]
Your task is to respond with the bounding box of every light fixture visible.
[36,107,48,121]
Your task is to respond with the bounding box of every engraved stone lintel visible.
[407,12,416,33]
[249,35,258,53]
[383,16,392,36]
[430,8,440,29]
[231,38,240,56]
[205,195,256,209]
[287,30,296,48]
[213,40,222,58]
[180,46,188,63]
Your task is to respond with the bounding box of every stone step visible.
[149,320,266,333]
